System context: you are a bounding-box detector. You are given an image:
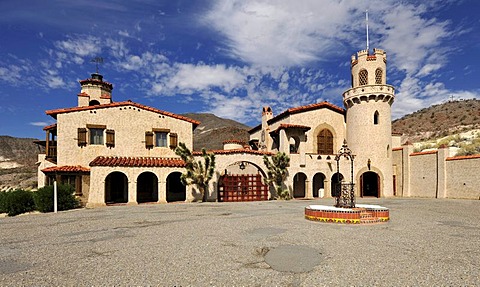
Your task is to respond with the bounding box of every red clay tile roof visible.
[392,147,403,151]
[267,101,344,125]
[45,100,200,127]
[42,165,90,173]
[270,123,311,135]
[410,150,438,156]
[90,156,186,167]
[249,101,344,134]
[222,139,246,145]
[446,154,480,161]
[43,123,57,131]
[193,149,273,156]
[77,92,89,97]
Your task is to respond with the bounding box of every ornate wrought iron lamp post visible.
[334,140,356,208]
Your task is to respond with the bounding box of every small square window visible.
[155,132,168,147]
[90,128,104,145]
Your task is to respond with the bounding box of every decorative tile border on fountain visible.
[305,204,389,224]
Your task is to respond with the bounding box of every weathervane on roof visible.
[91,57,104,74]
[365,10,370,53]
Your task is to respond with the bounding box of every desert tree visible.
[263,152,290,200]
[175,142,215,202]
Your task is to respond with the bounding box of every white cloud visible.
[54,35,101,58]
[30,122,49,127]
[203,0,356,66]
[165,64,245,94]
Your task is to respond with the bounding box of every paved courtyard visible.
[1,198,479,286]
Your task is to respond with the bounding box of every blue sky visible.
[0,0,479,139]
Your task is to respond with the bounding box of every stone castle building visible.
[36,48,480,206]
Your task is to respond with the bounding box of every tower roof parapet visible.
[79,73,113,90]
[351,48,387,66]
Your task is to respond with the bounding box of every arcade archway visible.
[137,172,158,203]
[166,172,186,202]
[105,171,128,204]
[293,172,307,198]
[313,173,326,198]
[330,172,344,197]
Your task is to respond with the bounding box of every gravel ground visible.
[1,198,479,286]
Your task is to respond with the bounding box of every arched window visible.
[317,129,333,154]
[374,111,379,125]
[89,100,100,106]
[359,69,368,86]
[375,68,383,84]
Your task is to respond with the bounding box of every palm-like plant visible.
[263,152,290,200]
[175,142,215,202]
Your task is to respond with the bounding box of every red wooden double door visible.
[218,174,268,202]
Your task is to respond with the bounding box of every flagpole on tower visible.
[366,10,369,53]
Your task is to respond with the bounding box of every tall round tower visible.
[343,48,395,197]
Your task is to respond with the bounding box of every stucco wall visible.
[409,151,438,198]
[445,156,480,199]
[56,106,194,167]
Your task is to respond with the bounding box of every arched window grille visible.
[359,69,368,86]
[375,68,383,84]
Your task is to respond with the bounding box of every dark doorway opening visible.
[105,172,128,204]
[137,172,158,203]
[293,173,307,198]
[361,172,380,197]
[331,173,344,197]
[166,172,186,202]
[313,173,326,197]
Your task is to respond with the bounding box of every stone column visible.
[305,179,313,199]
[158,180,167,203]
[436,147,449,198]
[127,180,138,205]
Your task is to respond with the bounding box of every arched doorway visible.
[166,172,186,202]
[293,173,307,198]
[330,173,344,197]
[313,173,326,198]
[105,171,128,204]
[137,172,158,203]
[360,172,380,197]
[218,161,268,202]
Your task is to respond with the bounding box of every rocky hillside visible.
[182,113,251,150]
[392,99,480,142]
[0,136,43,191]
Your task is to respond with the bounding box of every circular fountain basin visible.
[305,204,389,224]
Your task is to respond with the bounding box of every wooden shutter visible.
[317,129,333,154]
[106,129,115,148]
[169,133,178,149]
[145,131,154,149]
[78,128,87,147]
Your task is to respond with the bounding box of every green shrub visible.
[0,192,8,213]
[33,184,80,213]
[1,189,35,216]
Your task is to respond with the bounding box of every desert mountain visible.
[392,99,480,142]
[182,113,251,150]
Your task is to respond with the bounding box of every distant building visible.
[36,49,480,205]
